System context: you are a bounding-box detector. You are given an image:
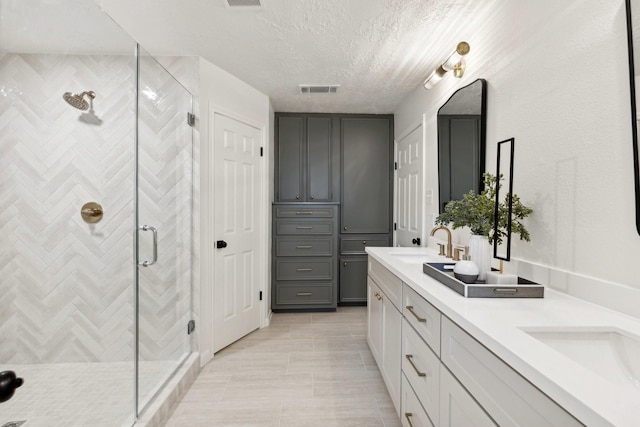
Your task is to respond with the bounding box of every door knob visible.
[412,238,421,245]
[0,370,23,403]
[216,240,228,249]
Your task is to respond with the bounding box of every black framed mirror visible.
[625,0,640,234]
[493,138,514,261]
[437,79,487,213]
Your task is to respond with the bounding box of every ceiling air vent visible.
[223,0,263,8]
[299,85,340,94]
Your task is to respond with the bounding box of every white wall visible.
[395,0,640,317]
[197,57,271,364]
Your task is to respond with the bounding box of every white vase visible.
[468,234,490,281]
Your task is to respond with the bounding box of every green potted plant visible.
[435,173,532,280]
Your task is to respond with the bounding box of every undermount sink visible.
[386,250,443,264]
[392,254,434,264]
[520,327,640,392]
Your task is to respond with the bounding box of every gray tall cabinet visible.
[273,113,393,311]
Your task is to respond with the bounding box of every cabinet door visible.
[367,278,383,364]
[307,117,332,201]
[341,117,391,233]
[339,257,368,303]
[382,293,402,416]
[277,116,304,201]
[440,367,497,427]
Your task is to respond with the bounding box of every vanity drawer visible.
[441,317,582,427]
[402,318,440,422]
[275,206,334,218]
[368,257,402,310]
[275,259,333,281]
[276,238,333,257]
[276,220,333,235]
[274,283,333,305]
[340,237,389,255]
[401,374,435,427]
[403,284,441,356]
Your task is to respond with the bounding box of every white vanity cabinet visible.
[367,255,584,427]
[441,318,582,427]
[367,259,402,415]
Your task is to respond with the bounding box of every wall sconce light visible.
[423,41,470,89]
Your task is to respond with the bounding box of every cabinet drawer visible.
[401,374,435,427]
[440,366,497,427]
[402,318,440,422]
[275,259,333,280]
[275,206,335,218]
[274,283,333,305]
[276,220,333,235]
[441,317,582,427]
[276,238,333,257]
[340,237,389,255]
[368,257,402,310]
[403,284,441,356]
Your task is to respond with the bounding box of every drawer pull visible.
[296,245,313,249]
[374,291,382,301]
[297,292,313,296]
[296,211,313,215]
[405,354,427,377]
[406,306,427,323]
[404,413,415,427]
[494,288,518,294]
[296,226,313,230]
[296,268,313,272]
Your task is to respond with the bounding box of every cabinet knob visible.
[296,195,300,199]
[343,262,347,267]
[344,226,347,230]
[363,240,367,244]
[310,195,315,200]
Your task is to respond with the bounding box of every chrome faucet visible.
[430,225,453,258]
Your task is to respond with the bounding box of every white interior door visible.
[396,126,423,247]
[213,113,262,353]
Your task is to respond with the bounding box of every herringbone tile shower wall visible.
[0,53,196,364]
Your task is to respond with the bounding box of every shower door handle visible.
[138,225,158,267]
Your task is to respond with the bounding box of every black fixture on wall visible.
[624,0,640,235]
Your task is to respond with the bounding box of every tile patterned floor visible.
[165,307,401,426]
[0,360,180,427]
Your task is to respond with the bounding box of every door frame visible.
[199,102,270,365]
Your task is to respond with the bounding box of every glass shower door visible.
[135,47,193,415]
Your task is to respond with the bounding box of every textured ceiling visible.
[94,1,490,112]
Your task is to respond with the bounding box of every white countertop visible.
[366,246,640,427]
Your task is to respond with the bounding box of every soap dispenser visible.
[453,247,479,284]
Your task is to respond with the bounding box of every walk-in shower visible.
[0,1,194,426]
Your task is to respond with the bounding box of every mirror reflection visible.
[437,78,487,212]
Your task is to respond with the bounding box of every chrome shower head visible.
[63,91,96,111]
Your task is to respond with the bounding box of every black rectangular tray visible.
[423,262,544,298]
